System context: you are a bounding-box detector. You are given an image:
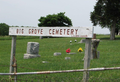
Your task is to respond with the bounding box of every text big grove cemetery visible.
[9,27,93,38]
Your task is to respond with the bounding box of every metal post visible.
[9,36,16,80]
[83,38,91,82]
[13,56,17,82]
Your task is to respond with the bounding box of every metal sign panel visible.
[9,27,93,38]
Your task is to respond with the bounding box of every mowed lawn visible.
[0,35,120,82]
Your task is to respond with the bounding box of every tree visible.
[115,23,120,35]
[0,23,9,36]
[90,0,120,40]
[115,27,120,35]
[38,12,72,27]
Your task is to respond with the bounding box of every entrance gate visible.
[9,27,93,82]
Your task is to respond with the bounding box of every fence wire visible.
[1,54,120,82]
[0,74,120,82]
[1,62,120,82]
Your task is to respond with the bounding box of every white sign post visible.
[9,27,93,82]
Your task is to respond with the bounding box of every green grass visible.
[0,35,120,82]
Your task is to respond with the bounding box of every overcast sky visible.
[0,0,110,34]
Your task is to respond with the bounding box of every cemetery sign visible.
[9,27,93,38]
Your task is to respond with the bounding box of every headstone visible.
[79,39,86,43]
[67,52,76,54]
[42,61,48,63]
[79,39,100,59]
[24,42,40,59]
[65,57,71,60]
[54,52,61,56]
[91,39,100,59]
[39,36,43,39]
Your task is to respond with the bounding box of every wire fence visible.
[1,55,120,82]
[0,57,120,82]
[0,73,120,82]
[0,63,120,82]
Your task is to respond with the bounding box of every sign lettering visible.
[9,27,93,38]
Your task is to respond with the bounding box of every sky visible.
[0,0,110,34]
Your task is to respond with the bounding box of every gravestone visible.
[79,39,100,59]
[67,52,76,54]
[54,52,61,56]
[91,39,100,59]
[42,61,48,63]
[79,39,86,43]
[65,57,71,60]
[24,42,40,59]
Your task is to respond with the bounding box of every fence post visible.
[9,36,16,80]
[13,56,17,82]
[83,38,91,82]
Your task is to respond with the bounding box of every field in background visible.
[0,35,120,82]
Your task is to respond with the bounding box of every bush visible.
[0,23,9,36]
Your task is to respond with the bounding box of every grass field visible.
[0,35,120,82]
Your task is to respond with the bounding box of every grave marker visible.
[91,39,100,59]
[65,57,71,60]
[54,52,61,56]
[24,42,40,59]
